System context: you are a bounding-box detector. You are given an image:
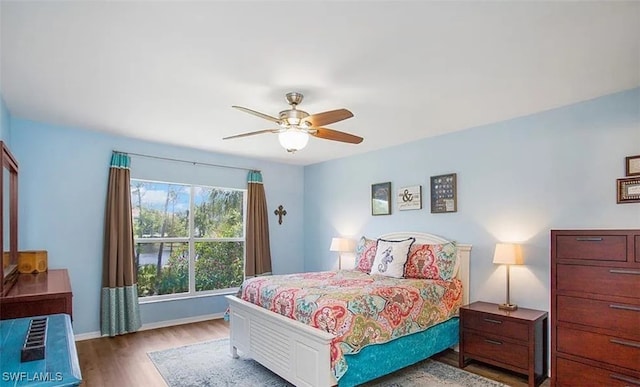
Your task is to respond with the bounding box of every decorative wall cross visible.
[274,205,287,225]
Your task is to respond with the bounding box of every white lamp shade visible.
[493,243,524,265]
[330,237,355,252]
[278,129,309,151]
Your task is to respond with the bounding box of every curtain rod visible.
[112,150,260,173]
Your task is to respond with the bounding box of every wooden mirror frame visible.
[1,141,19,297]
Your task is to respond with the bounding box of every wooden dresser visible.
[551,229,640,386]
[0,269,73,320]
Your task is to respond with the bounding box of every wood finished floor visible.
[75,319,550,387]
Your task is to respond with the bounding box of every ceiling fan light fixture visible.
[278,128,309,153]
[227,92,362,150]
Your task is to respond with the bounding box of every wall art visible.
[430,173,457,213]
[371,182,391,215]
[397,185,422,211]
[626,155,640,176]
[617,177,640,203]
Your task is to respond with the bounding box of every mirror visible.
[1,141,19,296]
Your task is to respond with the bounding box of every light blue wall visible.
[7,88,640,334]
[10,119,305,334]
[304,88,640,314]
[0,96,10,143]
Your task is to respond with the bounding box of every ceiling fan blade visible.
[310,127,363,144]
[223,129,280,140]
[304,109,353,127]
[232,106,281,123]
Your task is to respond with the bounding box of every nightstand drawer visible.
[462,310,528,341]
[557,295,640,335]
[463,331,528,370]
[556,357,640,387]
[555,234,627,261]
[557,326,640,371]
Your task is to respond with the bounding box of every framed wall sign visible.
[397,185,422,211]
[371,182,391,215]
[617,177,640,203]
[430,173,457,213]
[625,155,640,176]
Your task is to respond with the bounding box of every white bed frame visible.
[225,232,472,387]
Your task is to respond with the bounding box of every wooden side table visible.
[0,269,73,320]
[459,301,548,387]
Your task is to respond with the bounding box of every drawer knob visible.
[484,339,503,345]
[575,237,603,241]
[483,318,502,324]
[610,304,640,312]
[610,373,640,386]
[610,338,640,349]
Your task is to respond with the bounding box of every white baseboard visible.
[73,312,225,341]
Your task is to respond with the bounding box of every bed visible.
[225,232,472,387]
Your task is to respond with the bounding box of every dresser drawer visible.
[557,295,640,336]
[557,326,640,371]
[556,234,627,261]
[462,310,528,341]
[462,331,528,370]
[556,264,640,298]
[556,357,640,387]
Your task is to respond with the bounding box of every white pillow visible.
[370,237,415,278]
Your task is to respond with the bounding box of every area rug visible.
[148,338,506,387]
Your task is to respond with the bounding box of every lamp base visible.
[498,303,518,311]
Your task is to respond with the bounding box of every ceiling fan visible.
[224,92,363,153]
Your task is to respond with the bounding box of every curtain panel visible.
[100,152,141,336]
[245,171,272,277]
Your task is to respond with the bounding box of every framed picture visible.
[397,185,422,211]
[371,182,391,215]
[626,155,640,176]
[617,177,640,203]
[430,173,457,213]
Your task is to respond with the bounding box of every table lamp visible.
[329,237,355,270]
[493,243,524,311]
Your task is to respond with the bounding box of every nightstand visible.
[459,301,548,387]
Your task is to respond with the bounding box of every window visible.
[131,179,246,300]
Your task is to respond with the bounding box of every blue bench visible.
[0,314,81,386]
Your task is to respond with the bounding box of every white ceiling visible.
[1,1,639,166]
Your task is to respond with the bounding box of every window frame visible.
[131,178,247,303]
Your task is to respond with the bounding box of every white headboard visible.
[379,231,472,306]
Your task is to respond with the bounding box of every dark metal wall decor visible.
[430,173,457,213]
[274,205,287,224]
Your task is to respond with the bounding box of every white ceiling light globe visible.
[278,129,309,153]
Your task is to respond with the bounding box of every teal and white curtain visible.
[245,171,272,277]
[100,152,141,336]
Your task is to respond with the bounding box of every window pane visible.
[136,242,189,297]
[195,242,244,292]
[193,187,244,238]
[131,180,190,238]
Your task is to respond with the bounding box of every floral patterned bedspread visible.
[239,270,463,381]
